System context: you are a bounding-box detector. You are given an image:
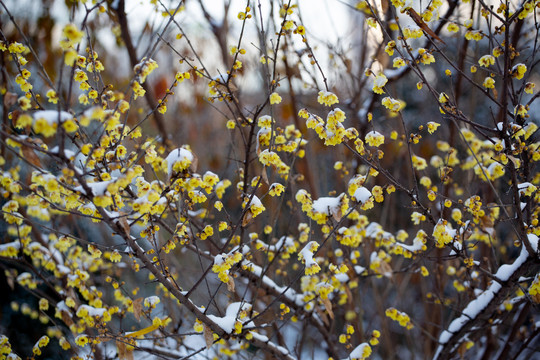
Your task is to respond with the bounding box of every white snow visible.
[354,265,367,275]
[33,110,72,124]
[245,194,263,208]
[299,241,319,269]
[242,261,304,307]
[144,295,160,307]
[433,243,536,359]
[50,146,76,160]
[345,342,370,360]
[365,130,383,139]
[249,331,269,343]
[165,148,194,177]
[312,194,344,215]
[0,241,20,253]
[353,187,371,204]
[56,265,71,275]
[206,302,251,334]
[528,234,538,252]
[257,236,294,253]
[77,304,107,317]
[56,300,71,314]
[75,180,113,197]
[395,234,425,253]
[334,273,349,283]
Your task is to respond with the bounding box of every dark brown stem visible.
[114,0,168,143]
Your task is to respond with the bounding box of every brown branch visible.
[434,255,540,360]
[114,0,168,143]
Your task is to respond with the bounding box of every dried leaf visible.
[379,261,393,279]
[344,285,353,305]
[118,212,131,236]
[242,210,253,227]
[6,272,14,290]
[380,0,389,13]
[261,167,269,186]
[316,306,330,326]
[189,153,198,173]
[117,341,134,360]
[61,309,74,326]
[132,298,143,322]
[3,92,18,108]
[331,207,343,222]
[227,277,236,292]
[22,146,43,169]
[457,341,467,358]
[406,9,445,44]
[322,298,334,320]
[203,324,214,349]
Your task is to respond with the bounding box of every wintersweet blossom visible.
[298,241,321,275]
[427,122,440,134]
[382,97,403,112]
[411,155,428,170]
[269,92,282,104]
[317,91,339,106]
[512,63,527,80]
[447,22,459,32]
[393,57,406,68]
[386,307,414,329]
[372,74,388,94]
[365,131,385,147]
[483,77,495,89]
[478,55,495,67]
[62,23,84,44]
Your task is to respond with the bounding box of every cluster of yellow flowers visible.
[385,307,414,330]
[212,251,243,283]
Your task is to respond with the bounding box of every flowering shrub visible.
[0,1,539,359]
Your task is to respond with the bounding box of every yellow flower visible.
[39,298,49,311]
[63,23,84,44]
[478,54,495,67]
[74,69,88,82]
[512,63,527,80]
[63,119,78,133]
[59,337,71,350]
[15,113,32,129]
[295,25,306,35]
[317,91,339,106]
[393,57,406,68]
[439,92,449,103]
[524,82,535,94]
[365,131,385,147]
[64,49,77,66]
[483,77,495,89]
[411,155,427,170]
[110,250,122,263]
[385,40,396,55]
[419,48,435,65]
[403,25,423,39]
[381,97,403,112]
[46,89,59,104]
[427,122,440,134]
[75,334,88,347]
[270,92,282,105]
[447,23,459,33]
[269,183,285,196]
[411,212,425,225]
[8,41,27,54]
[132,81,146,99]
[372,73,388,94]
